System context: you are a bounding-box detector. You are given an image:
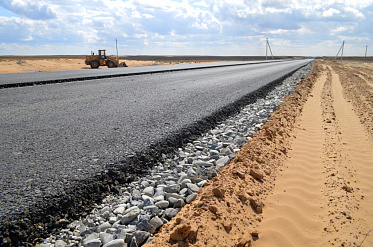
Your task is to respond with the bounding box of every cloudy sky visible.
[0,0,372,56]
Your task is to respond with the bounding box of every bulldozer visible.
[85,50,127,68]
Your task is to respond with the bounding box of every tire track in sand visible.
[254,69,328,247]
[254,63,373,246]
[321,65,373,246]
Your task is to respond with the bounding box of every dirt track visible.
[145,60,373,247]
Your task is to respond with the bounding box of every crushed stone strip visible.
[35,64,313,247]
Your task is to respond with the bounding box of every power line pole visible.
[266,38,274,60]
[334,40,345,61]
[365,45,368,59]
[116,38,119,60]
[266,38,268,60]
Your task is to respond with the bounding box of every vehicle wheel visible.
[106,60,116,68]
[90,60,99,68]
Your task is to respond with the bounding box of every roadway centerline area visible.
[0,59,312,244]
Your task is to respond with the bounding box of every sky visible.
[0,0,372,56]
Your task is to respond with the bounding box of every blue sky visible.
[0,0,372,56]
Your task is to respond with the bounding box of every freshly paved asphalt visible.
[0,60,285,88]
[0,59,312,243]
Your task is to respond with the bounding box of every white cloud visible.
[344,6,365,19]
[337,36,370,42]
[193,1,209,8]
[131,11,142,18]
[266,29,294,34]
[76,29,100,43]
[322,8,340,17]
[142,13,154,18]
[134,33,148,38]
[333,26,348,32]
[0,0,57,20]
[0,0,372,56]
[331,26,354,35]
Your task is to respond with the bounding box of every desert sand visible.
[0,57,207,74]
[145,60,373,247]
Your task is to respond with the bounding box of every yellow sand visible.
[0,58,202,74]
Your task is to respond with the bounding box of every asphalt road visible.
[0,59,312,243]
[0,60,285,88]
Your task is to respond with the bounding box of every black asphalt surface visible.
[0,59,312,245]
[0,60,285,88]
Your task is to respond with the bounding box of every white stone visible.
[100,206,110,214]
[155,200,169,209]
[99,232,114,245]
[55,240,67,247]
[186,183,199,192]
[98,222,111,232]
[83,239,101,247]
[113,206,125,215]
[186,193,197,203]
[153,195,164,202]
[144,205,159,215]
[143,186,155,197]
[149,216,163,229]
[120,207,140,224]
[216,156,229,168]
[109,217,117,224]
[103,239,125,247]
[164,184,180,193]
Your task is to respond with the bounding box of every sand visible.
[0,57,207,74]
[145,60,373,247]
[255,62,373,246]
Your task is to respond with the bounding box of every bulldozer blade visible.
[119,62,128,67]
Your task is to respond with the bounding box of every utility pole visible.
[266,38,274,60]
[340,40,344,61]
[365,45,368,59]
[116,38,119,61]
[334,40,345,61]
[266,38,268,60]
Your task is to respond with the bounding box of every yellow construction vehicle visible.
[85,50,127,68]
